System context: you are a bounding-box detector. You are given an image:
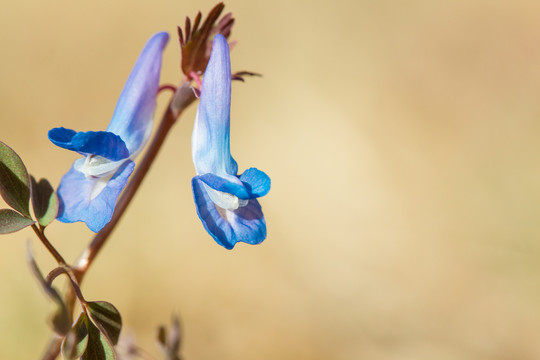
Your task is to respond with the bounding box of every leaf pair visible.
[62,301,122,360]
[0,141,57,233]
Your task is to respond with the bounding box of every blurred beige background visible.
[1,0,540,359]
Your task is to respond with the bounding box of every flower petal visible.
[106,32,169,155]
[192,177,267,249]
[239,168,271,198]
[49,128,129,160]
[197,173,250,199]
[48,127,77,146]
[226,199,266,245]
[57,160,135,232]
[192,34,237,176]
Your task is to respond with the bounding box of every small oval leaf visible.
[62,312,89,360]
[30,176,58,227]
[87,301,122,345]
[83,319,116,360]
[0,142,31,217]
[0,209,34,234]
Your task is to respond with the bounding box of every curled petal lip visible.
[198,173,251,199]
[239,168,271,198]
[192,176,266,250]
[197,168,271,200]
[48,128,130,161]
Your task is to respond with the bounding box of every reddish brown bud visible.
[178,3,235,79]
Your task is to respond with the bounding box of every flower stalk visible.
[31,224,66,265]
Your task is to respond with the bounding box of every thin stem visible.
[158,84,178,94]
[31,224,66,265]
[45,266,66,286]
[40,337,63,360]
[63,268,88,307]
[46,266,87,304]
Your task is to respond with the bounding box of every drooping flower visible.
[48,32,169,232]
[191,34,270,249]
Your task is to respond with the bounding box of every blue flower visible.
[191,34,271,249]
[48,32,169,232]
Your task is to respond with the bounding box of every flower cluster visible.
[0,5,272,359]
[49,27,270,249]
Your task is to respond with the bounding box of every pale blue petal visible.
[197,173,250,199]
[57,160,135,232]
[48,128,129,160]
[239,168,271,198]
[106,32,169,155]
[192,177,234,249]
[192,177,267,249]
[192,34,237,176]
[226,199,266,245]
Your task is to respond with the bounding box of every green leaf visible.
[62,312,89,360]
[30,176,58,227]
[0,141,31,217]
[86,301,122,345]
[83,318,116,360]
[0,208,34,234]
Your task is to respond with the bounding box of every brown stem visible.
[40,80,196,360]
[158,84,178,94]
[40,337,64,360]
[31,224,66,265]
